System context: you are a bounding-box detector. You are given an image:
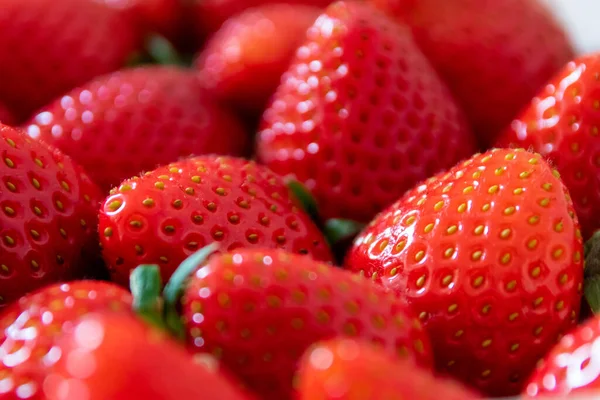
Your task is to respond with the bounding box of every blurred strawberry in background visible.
[0,103,14,126]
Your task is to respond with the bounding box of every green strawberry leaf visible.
[324,218,365,246]
[145,34,186,66]
[130,264,164,329]
[584,230,600,314]
[163,243,220,339]
[287,180,320,224]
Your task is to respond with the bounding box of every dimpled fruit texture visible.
[345,149,583,396]
[0,0,141,122]
[0,281,132,399]
[0,124,103,307]
[525,315,600,397]
[99,156,333,287]
[181,248,433,399]
[370,0,574,147]
[297,339,478,400]
[496,55,600,240]
[196,4,322,113]
[25,66,250,192]
[256,1,475,223]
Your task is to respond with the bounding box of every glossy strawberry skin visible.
[297,338,478,400]
[525,315,600,397]
[345,149,583,396]
[196,4,321,114]
[24,66,249,192]
[99,156,333,287]
[0,0,141,122]
[181,248,433,399]
[371,0,574,147]
[496,55,600,240]
[0,281,132,399]
[16,312,252,400]
[0,124,103,307]
[256,1,475,223]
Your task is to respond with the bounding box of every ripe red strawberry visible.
[0,0,142,122]
[496,54,600,240]
[99,156,333,287]
[0,281,132,398]
[24,66,249,193]
[130,0,182,39]
[6,312,252,400]
[187,0,331,40]
[370,0,574,147]
[0,124,103,307]
[524,314,600,398]
[256,1,475,223]
[0,103,13,126]
[196,4,321,114]
[180,248,433,399]
[345,148,584,396]
[297,338,478,400]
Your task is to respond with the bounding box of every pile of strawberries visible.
[2,0,600,399]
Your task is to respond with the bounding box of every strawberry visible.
[524,314,600,398]
[0,124,103,307]
[24,66,249,193]
[297,338,478,400]
[99,156,333,287]
[6,311,253,400]
[345,148,584,396]
[131,0,183,39]
[176,247,433,399]
[495,54,600,240]
[0,103,13,126]
[370,0,574,147]
[256,1,475,224]
[187,0,331,40]
[0,280,132,398]
[0,0,143,122]
[196,4,321,115]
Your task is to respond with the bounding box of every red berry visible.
[181,248,433,399]
[256,1,475,223]
[345,148,583,396]
[99,156,333,287]
[25,66,249,192]
[0,103,14,126]
[0,124,103,307]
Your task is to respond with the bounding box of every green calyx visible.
[584,230,600,314]
[130,243,220,339]
[287,180,320,223]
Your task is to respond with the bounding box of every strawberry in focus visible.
[179,248,433,399]
[297,338,478,400]
[371,0,574,147]
[25,66,249,192]
[196,4,321,115]
[0,124,103,307]
[345,148,583,396]
[99,156,333,287]
[256,1,475,224]
[26,313,253,400]
[0,281,132,398]
[0,0,142,122]
[496,54,600,240]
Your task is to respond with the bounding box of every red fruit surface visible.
[256,1,475,223]
[15,312,252,400]
[0,281,132,399]
[370,0,574,147]
[24,66,249,193]
[297,338,478,400]
[496,54,600,240]
[99,156,333,287]
[131,0,182,39]
[0,124,103,307]
[188,0,331,39]
[0,0,141,122]
[196,4,321,114]
[181,248,433,399]
[345,148,584,396]
[0,104,13,126]
[525,315,600,397]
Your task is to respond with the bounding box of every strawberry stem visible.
[324,218,365,246]
[130,265,165,329]
[162,243,220,339]
[287,180,321,224]
[584,231,600,313]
